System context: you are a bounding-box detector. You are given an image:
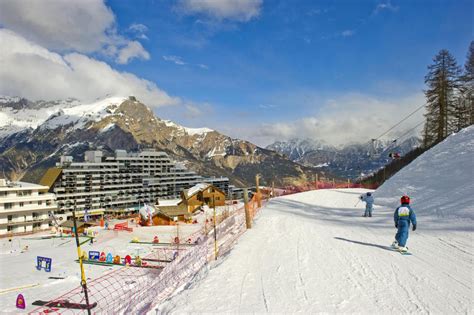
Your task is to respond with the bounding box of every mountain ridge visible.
[266,136,421,179]
[0,96,323,187]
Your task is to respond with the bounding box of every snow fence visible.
[29,194,265,314]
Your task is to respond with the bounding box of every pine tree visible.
[459,41,474,127]
[424,49,462,145]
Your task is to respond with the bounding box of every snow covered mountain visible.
[0,96,82,138]
[0,96,322,186]
[267,137,421,179]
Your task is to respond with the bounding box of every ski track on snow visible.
[158,188,473,314]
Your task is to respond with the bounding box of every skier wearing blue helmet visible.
[360,192,374,217]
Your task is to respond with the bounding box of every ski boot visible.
[391,241,399,249]
[398,246,409,253]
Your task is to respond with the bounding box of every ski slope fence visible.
[29,194,265,314]
[277,180,379,196]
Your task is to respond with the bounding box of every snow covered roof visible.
[186,183,212,198]
[157,199,182,206]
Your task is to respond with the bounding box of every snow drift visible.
[375,125,474,221]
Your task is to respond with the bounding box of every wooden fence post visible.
[243,188,251,229]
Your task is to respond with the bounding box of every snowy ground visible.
[158,188,473,314]
[0,220,202,314]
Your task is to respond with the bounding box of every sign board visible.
[36,256,52,272]
[88,251,100,261]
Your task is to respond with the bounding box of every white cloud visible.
[0,29,178,108]
[117,41,150,64]
[0,0,149,64]
[128,23,148,40]
[341,30,355,37]
[373,1,399,15]
[177,0,262,22]
[128,23,148,34]
[183,103,211,119]
[241,93,426,146]
[163,55,186,65]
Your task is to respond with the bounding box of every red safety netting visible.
[276,180,379,196]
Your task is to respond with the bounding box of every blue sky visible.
[0,0,472,145]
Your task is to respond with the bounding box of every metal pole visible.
[176,218,179,254]
[213,195,218,260]
[72,203,91,314]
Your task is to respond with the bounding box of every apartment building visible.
[40,149,230,220]
[0,179,56,236]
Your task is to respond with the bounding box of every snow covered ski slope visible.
[159,127,473,314]
[158,189,472,314]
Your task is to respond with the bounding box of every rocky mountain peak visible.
[0,96,323,187]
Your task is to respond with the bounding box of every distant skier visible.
[360,192,374,217]
[392,195,417,253]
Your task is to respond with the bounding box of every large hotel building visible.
[40,149,230,220]
[0,179,56,235]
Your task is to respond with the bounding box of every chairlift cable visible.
[392,120,425,143]
[373,103,426,141]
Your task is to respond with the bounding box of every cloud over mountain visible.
[0,29,177,107]
[0,0,148,64]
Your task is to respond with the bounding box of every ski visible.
[32,300,97,310]
[390,245,412,255]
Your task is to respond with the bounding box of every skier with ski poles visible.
[392,195,417,253]
[359,192,374,217]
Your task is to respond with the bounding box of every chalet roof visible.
[183,183,225,199]
[39,167,63,190]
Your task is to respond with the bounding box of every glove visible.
[412,224,417,231]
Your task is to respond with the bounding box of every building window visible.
[19,202,24,207]
[7,215,13,221]
[38,201,43,205]
[4,203,13,209]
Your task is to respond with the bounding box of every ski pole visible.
[354,198,361,207]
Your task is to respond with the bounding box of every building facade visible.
[0,179,56,236]
[40,149,230,220]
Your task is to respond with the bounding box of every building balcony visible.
[1,204,57,214]
[0,194,56,204]
[0,218,51,227]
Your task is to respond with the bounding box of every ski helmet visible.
[401,195,410,204]
[367,192,372,196]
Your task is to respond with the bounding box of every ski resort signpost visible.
[36,256,52,272]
